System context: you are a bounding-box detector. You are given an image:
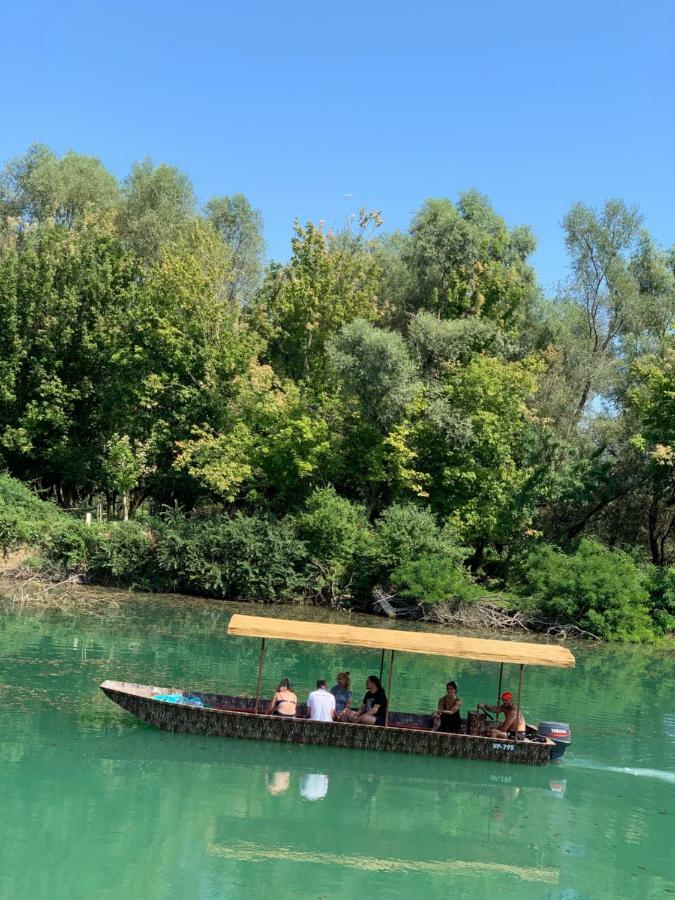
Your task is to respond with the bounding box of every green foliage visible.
[401,191,537,327]
[206,193,265,308]
[117,159,196,261]
[0,144,119,226]
[0,472,63,555]
[252,217,383,384]
[524,540,655,641]
[644,565,675,636]
[391,554,481,607]
[328,320,420,432]
[85,521,155,587]
[297,487,370,599]
[153,512,308,602]
[1,144,675,640]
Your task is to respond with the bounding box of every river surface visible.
[0,583,673,899]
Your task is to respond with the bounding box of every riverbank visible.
[1,473,673,643]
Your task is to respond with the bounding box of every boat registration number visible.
[492,742,515,751]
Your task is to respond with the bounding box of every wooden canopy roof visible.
[227,614,575,668]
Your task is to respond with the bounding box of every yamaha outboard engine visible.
[537,721,571,760]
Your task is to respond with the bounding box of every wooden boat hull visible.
[100,680,554,766]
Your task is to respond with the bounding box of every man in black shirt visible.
[340,676,388,726]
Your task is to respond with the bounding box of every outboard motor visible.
[537,721,572,760]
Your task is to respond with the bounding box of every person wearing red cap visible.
[479,692,526,740]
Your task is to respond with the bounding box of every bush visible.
[297,487,370,600]
[0,473,63,556]
[391,553,481,607]
[86,521,155,587]
[372,503,460,569]
[38,519,92,572]
[644,566,675,636]
[524,539,655,641]
[154,511,308,602]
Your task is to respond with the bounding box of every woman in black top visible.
[431,681,462,733]
[341,676,388,726]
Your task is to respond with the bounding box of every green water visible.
[0,585,673,900]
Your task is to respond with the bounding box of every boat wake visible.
[567,758,675,785]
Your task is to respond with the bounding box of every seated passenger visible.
[479,692,526,739]
[341,676,388,726]
[306,679,337,722]
[431,681,462,733]
[267,678,298,717]
[330,671,352,715]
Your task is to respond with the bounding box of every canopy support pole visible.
[254,638,266,714]
[384,650,395,727]
[515,663,523,741]
[496,662,504,704]
[379,648,385,682]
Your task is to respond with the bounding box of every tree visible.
[561,200,645,421]
[414,353,547,557]
[326,320,424,509]
[206,193,264,311]
[117,159,196,261]
[252,215,382,384]
[0,220,142,503]
[629,350,675,564]
[102,434,151,520]
[392,191,537,329]
[0,144,119,227]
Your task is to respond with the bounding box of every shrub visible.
[38,519,92,572]
[391,553,481,607]
[0,474,63,556]
[372,503,459,569]
[524,539,655,641]
[86,521,155,587]
[297,487,370,600]
[154,511,307,602]
[644,566,675,636]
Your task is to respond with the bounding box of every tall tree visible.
[206,193,264,312]
[252,214,383,384]
[387,191,537,330]
[0,144,119,226]
[117,159,196,262]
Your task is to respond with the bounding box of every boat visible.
[100,614,575,766]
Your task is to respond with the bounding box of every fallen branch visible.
[423,599,600,640]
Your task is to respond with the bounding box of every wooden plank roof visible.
[227,614,575,668]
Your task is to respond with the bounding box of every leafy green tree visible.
[414,353,547,555]
[252,215,382,383]
[327,320,424,508]
[0,144,119,226]
[297,486,370,602]
[0,221,142,502]
[175,362,332,508]
[206,193,264,311]
[101,434,152,520]
[117,159,196,261]
[394,191,537,329]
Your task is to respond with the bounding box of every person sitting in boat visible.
[431,681,463,733]
[341,675,387,726]
[268,679,298,718]
[330,671,352,715]
[306,679,336,722]
[479,692,526,739]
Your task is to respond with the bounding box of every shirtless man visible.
[479,691,526,739]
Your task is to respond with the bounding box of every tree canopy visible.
[1,145,674,640]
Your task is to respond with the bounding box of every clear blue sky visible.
[2,0,673,292]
